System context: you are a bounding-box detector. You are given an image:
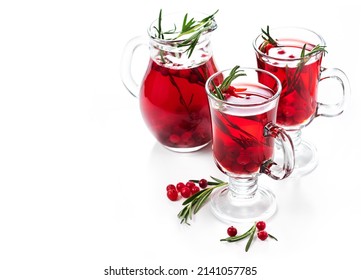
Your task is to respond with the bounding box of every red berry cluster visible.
[255,221,268,241]
[166,179,208,201]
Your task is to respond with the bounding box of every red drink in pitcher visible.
[211,84,276,175]
[256,40,322,127]
[140,57,218,149]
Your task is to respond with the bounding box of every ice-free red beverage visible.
[140,57,218,150]
[210,84,276,175]
[256,40,323,127]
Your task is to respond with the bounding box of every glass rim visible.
[252,26,326,62]
[147,11,217,44]
[206,67,282,107]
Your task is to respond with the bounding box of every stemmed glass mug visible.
[205,67,295,223]
[253,27,350,176]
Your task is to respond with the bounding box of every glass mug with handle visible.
[253,26,350,176]
[121,10,219,152]
[205,66,295,223]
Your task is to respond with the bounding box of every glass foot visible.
[291,139,318,177]
[210,185,277,224]
[275,129,318,177]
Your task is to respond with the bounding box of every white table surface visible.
[1,1,360,279]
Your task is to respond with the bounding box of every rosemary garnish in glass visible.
[260,25,278,52]
[178,176,227,225]
[211,65,246,100]
[154,9,218,58]
[285,43,327,93]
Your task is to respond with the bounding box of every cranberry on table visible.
[190,185,200,195]
[180,187,191,198]
[198,178,208,189]
[176,182,186,192]
[227,226,237,237]
[257,230,268,241]
[167,189,178,201]
[166,184,176,191]
[256,221,266,231]
[186,181,196,189]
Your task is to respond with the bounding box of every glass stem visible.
[228,176,258,201]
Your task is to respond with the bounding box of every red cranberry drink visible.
[140,57,218,150]
[211,83,276,175]
[121,10,219,152]
[206,67,294,224]
[253,27,349,176]
[256,41,322,127]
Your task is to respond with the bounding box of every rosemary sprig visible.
[154,9,218,58]
[260,25,278,52]
[286,44,327,93]
[177,176,227,225]
[297,44,327,69]
[211,65,246,100]
[261,25,277,45]
[176,10,218,57]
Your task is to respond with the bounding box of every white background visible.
[1,0,360,279]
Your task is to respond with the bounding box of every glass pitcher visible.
[121,10,219,152]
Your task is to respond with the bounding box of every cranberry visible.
[262,43,273,54]
[198,179,208,189]
[166,184,176,191]
[186,181,196,189]
[257,230,268,241]
[256,221,266,231]
[167,189,178,201]
[169,134,180,144]
[176,182,186,192]
[227,226,237,237]
[190,185,200,195]
[180,187,191,198]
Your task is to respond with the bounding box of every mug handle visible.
[261,123,295,180]
[120,36,148,98]
[316,67,350,117]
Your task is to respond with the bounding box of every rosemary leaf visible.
[193,188,213,214]
[268,233,278,241]
[182,188,208,205]
[245,225,256,252]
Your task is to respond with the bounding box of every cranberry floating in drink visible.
[121,10,219,152]
[206,66,295,223]
[253,26,350,176]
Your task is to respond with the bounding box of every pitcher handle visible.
[316,67,350,117]
[120,36,148,98]
[261,122,295,180]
